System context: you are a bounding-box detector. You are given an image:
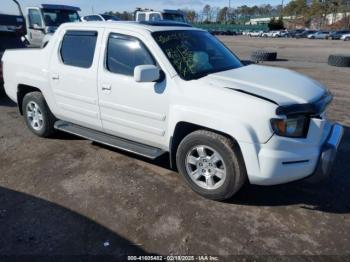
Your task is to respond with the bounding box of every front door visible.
[49,28,104,130]
[97,31,169,148]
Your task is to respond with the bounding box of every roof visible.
[139,21,191,28]
[41,4,81,11]
[61,21,200,33]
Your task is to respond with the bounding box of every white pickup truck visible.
[134,9,186,23]
[2,21,344,200]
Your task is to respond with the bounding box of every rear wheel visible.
[22,92,56,137]
[176,130,246,201]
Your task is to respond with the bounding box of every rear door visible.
[49,28,104,130]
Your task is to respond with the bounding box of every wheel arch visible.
[169,121,245,170]
[17,84,42,115]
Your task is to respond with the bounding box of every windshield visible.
[42,9,80,27]
[162,13,186,23]
[153,30,242,81]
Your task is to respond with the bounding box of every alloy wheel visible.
[26,101,44,131]
[185,145,227,190]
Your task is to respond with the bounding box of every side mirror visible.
[134,65,162,83]
[32,24,44,30]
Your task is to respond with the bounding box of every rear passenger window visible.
[60,31,97,68]
[106,33,155,76]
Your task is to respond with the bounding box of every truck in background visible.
[134,8,187,23]
[0,0,26,36]
[24,4,81,47]
[81,14,120,22]
[0,14,26,35]
[0,1,27,90]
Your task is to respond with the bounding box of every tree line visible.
[105,0,350,28]
[104,4,283,24]
[283,0,350,28]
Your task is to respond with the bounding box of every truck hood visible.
[203,65,327,106]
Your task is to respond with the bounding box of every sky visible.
[1,0,289,15]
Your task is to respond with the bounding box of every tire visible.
[345,37,350,41]
[251,50,277,62]
[328,54,350,67]
[176,130,247,201]
[22,91,56,137]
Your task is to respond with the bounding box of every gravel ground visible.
[0,36,349,261]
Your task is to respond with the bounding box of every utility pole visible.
[228,0,231,23]
[91,0,95,14]
[280,0,284,18]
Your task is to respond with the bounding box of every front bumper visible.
[241,119,344,186]
[306,124,344,183]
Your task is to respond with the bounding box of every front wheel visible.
[22,92,56,138]
[176,130,246,201]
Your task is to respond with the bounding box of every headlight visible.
[270,117,310,138]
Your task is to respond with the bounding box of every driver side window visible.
[106,33,155,76]
[28,9,43,27]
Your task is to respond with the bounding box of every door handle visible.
[102,84,112,91]
[52,73,60,80]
